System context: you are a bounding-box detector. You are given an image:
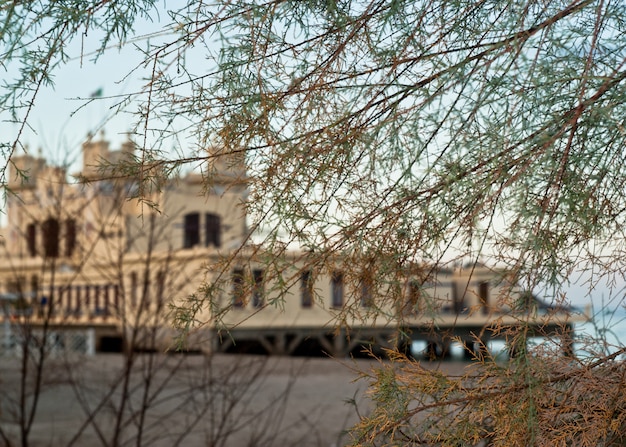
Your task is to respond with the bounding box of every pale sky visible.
[2,4,177,172]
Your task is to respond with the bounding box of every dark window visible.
[232,269,245,308]
[84,285,91,311]
[156,270,165,306]
[452,282,465,314]
[183,213,200,248]
[102,285,110,317]
[65,219,76,257]
[65,286,73,315]
[522,291,534,311]
[205,213,221,248]
[130,272,137,308]
[113,284,120,311]
[30,275,39,302]
[46,284,55,313]
[360,273,374,308]
[42,218,59,258]
[75,286,82,313]
[143,272,151,305]
[331,271,344,308]
[252,269,264,308]
[26,223,36,257]
[301,270,313,308]
[407,280,422,314]
[58,287,66,313]
[479,281,489,315]
[94,285,101,314]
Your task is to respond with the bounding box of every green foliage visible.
[117,0,626,299]
[5,5,626,286]
[351,351,626,446]
[4,1,626,446]
[0,0,157,183]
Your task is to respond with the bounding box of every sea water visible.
[573,306,626,359]
[412,306,626,361]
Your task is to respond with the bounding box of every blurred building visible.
[0,136,584,357]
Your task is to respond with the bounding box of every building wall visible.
[0,137,249,338]
[0,137,580,354]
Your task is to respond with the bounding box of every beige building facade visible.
[0,137,583,357]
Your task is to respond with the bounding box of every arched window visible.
[183,212,200,248]
[42,218,59,258]
[205,213,221,248]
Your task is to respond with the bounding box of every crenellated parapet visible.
[8,152,47,191]
[81,134,136,181]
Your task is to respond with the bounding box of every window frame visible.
[331,271,344,309]
[359,272,374,308]
[183,212,200,248]
[252,269,264,308]
[232,268,246,308]
[205,213,221,248]
[26,222,37,257]
[42,217,60,258]
[300,270,313,308]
